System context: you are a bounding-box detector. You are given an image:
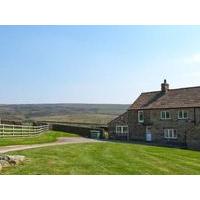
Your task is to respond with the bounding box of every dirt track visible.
[0,137,101,153]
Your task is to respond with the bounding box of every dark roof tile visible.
[129,86,200,110]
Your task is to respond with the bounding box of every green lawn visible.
[1,142,200,175]
[0,131,79,146]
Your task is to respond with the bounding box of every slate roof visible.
[129,86,200,110]
[108,111,128,125]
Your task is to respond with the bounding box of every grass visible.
[0,131,79,147]
[0,103,129,123]
[31,113,117,124]
[2,141,200,175]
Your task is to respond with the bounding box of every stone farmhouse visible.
[108,80,200,150]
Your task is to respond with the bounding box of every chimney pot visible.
[161,79,169,93]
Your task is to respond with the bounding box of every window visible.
[160,111,171,120]
[178,110,188,119]
[116,126,121,134]
[116,126,128,134]
[122,126,128,134]
[164,129,177,139]
[138,111,144,123]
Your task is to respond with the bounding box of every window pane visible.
[116,127,121,133]
[141,113,144,120]
[178,111,182,118]
[123,127,128,133]
[138,111,144,122]
[169,129,172,138]
[161,111,165,119]
[164,129,168,138]
[167,131,170,138]
[164,130,167,138]
[173,130,177,138]
[184,111,188,119]
[140,113,142,120]
[166,112,170,119]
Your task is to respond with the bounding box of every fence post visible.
[2,124,4,136]
[0,124,48,137]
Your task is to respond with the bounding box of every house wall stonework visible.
[108,107,200,149]
[108,81,200,150]
[186,125,200,150]
[108,112,128,140]
[128,110,146,141]
[128,108,200,146]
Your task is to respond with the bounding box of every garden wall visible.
[51,124,103,138]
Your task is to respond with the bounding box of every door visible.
[146,126,152,142]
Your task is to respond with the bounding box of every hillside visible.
[0,104,129,124]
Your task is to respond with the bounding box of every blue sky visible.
[0,25,200,104]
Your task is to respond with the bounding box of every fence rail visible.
[0,124,49,137]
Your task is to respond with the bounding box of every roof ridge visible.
[141,85,200,94]
[169,85,200,91]
[141,90,160,94]
[130,84,200,110]
[107,111,128,124]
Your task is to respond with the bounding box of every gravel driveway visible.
[0,137,101,154]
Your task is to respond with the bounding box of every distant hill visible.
[0,104,130,124]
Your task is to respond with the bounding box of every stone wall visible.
[186,125,200,150]
[108,107,200,150]
[51,124,103,138]
[128,108,197,146]
[108,112,128,139]
[128,110,146,141]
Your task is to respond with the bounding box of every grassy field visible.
[0,131,78,146]
[2,141,200,175]
[0,103,129,124]
[32,113,117,124]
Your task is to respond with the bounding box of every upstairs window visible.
[138,111,144,123]
[178,110,188,119]
[160,111,171,120]
[164,129,177,139]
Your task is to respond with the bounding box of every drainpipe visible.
[127,126,129,141]
[194,108,196,125]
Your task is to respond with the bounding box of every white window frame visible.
[138,111,144,123]
[160,111,171,120]
[164,129,177,139]
[116,126,122,134]
[178,110,188,119]
[116,125,128,134]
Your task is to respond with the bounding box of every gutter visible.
[128,106,200,111]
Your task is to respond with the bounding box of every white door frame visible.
[146,126,152,142]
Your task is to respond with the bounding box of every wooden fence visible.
[0,124,49,137]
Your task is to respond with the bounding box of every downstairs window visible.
[164,129,177,139]
[116,126,128,134]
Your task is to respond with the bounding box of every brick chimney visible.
[161,79,169,93]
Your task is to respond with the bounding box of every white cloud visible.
[183,53,200,64]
